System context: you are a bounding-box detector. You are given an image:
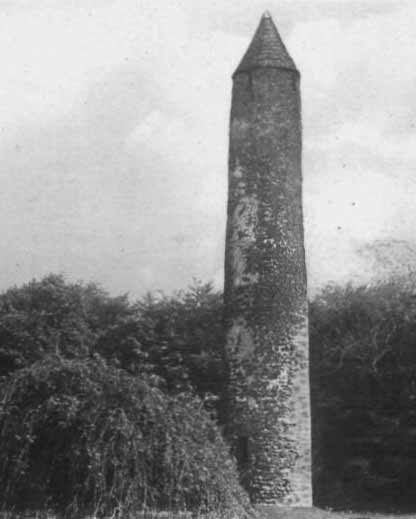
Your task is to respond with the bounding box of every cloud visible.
[287,3,416,290]
[0,1,415,297]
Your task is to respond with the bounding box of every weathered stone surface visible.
[224,13,312,506]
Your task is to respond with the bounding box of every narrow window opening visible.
[237,435,250,465]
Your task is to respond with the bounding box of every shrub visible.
[0,356,248,517]
[310,276,416,511]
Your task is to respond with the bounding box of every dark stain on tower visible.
[224,12,312,506]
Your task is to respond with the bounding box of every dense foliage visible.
[0,357,246,516]
[0,275,225,402]
[99,282,226,400]
[3,272,416,514]
[310,276,416,511]
[0,275,131,376]
[0,275,246,517]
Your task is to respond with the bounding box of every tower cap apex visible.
[233,12,298,76]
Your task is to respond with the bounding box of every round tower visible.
[224,12,312,506]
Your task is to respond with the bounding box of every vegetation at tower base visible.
[0,275,248,518]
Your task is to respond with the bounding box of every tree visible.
[0,274,133,376]
[0,276,227,408]
[95,281,226,405]
[310,276,416,511]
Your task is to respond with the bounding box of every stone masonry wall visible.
[224,67,312,506]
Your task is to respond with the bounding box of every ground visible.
[258,508,415,519]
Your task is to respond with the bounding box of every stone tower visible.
[224,12,312,506]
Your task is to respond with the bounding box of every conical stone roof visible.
[233,11,297,76]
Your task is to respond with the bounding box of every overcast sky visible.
[0,0,415,298]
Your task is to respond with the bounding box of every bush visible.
[0,356,248,517]
[310,276,416,511]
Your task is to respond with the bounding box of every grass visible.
[256,507,416,519]
[1,509,415,519]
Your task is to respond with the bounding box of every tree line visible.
[1,273,416,515]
